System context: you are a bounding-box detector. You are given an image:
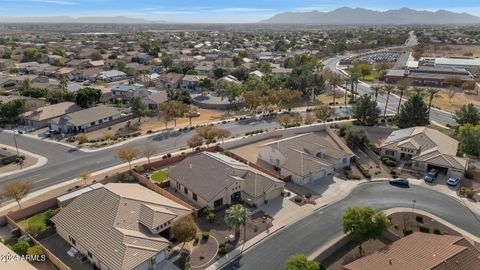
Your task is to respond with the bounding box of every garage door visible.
[426,164,448,175]
[312,169,326,182]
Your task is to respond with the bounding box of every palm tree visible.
[350,73,361,102]
[396,82,410,114]
[383,84,395,117]
[426,88,439,114]
[329,73,342,107]
[225,204,250,241]
[344,77,350,111]
[370,85,382,104]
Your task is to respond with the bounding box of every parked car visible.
[389,178,409,187]
[424,169,439,183]
[447,177,461,187]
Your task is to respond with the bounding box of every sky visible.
[2,0,480,23]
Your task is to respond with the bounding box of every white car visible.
[446,177,460,187]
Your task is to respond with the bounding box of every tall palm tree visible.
[225,204,250,241]
[383,84,395,117]
[350,73,361,102]
[329,73,341,107]
[370,85,382,104]
[396,82,410,114]
[426,88,440,114]
[344,77,350,111]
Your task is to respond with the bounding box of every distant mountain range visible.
[0,16,166,24]
[260,7,480,25]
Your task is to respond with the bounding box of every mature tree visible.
[75,87,102,108]
[244,77,269,94]
[59,76,68,92]
[90,51,103,61]
[196,126,219,145]
[447,88,457,104]
[116,147,140,173]
[158,100,188,127]
[277,90,302,110]
[187,134,203,149]
[458,124,480,157]
[225,204,250,240]
[370,85,382,104]
[382,84,394,117]
[198,77,215,93]
[216,128,231,144]
[276,114,292,128]
[344,126,369,148]
[327,72,342,106]
[396,93,430,128]
[285,254,319,270]
[143,143,159,164]
[166,88,192,104]
[352,94,380,126]
[343,206,390,256]
[213,67,227,79]
[0,99,26,122]
[4,181,32,209]
[219,81,244,109]
[350,72,361,102]
[22,48,43,62]
[79,171,91,185]
[157,102,172,129]
[454,103,480,125]
[130,96,148,123]
[243,90,262,115]
[396,79,411,113]
[304,113,316,125]
[426,88,439,114]
[315,104,334,123]
[171,216,197,250]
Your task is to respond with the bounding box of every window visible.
[193,193,197,201]
[90,121,95,126]
[99,119,103,124]
[87,251,92,258]
[109,116,113,120]
[214,198,223,208]
[385,150,395,156]
[184,187,188,194]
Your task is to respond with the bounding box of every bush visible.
[27,245,44,256]
[12,241,30,255]
[133,165,145,173]
[384,159,397,167]
[466,189,475,198]
[120,174,135,183]
[403,228,413,236]
[293,195,303,203]
[433,228,441,235]
[304,193,312,199]
[218,246,226,255]
[2,159,11,165]
[419,225,430,233]
[207,213,215,223]
[357,164,371,179]
[27,223,43,237]
[202,231,209,240]
[416,215,424,223]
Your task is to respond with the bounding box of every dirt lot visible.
[421,44,480,58]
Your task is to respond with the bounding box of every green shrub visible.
[433,228,441,235]
[416,215,424,223]
[27,223,43,237]
[293,195,303,203]
[27,245,44,256]
[466,189,475,198]
[403,228,413,236]
[120,174,135,183]
[207,213,215,223]
[218,246,226,255]
[12,241,30,255]
[384,159,397,167]
[134,165,145,173]
[202,231,209,239]
[419,225,430,233]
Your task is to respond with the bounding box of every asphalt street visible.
[222,182,480,270]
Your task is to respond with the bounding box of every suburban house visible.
[380,127,468,178]
[155,72,184,90]
[51,183,192,270]
[48,105,122,133]
[110,84,149,104]
[180,75,207,92]
[168,152,285,209]
[20,102,82,129]
[143,91,168,111]
[258,131,355,185]
[99,70,127,82]
[343,232,480,270]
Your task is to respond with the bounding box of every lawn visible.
[17,209,55,232]
[151,167,173,183]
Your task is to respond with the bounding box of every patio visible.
[40,234,93,270]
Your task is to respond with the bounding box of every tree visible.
[196,125,220,145]
[304,113,316,125]
[315,104,334,123]
[219,81,244,109]
[327,72,342,106]
[396,93,430,128]
[171,216,197,250]
[225,204,250,240]
[143,144,159,164]
[352,94,380,126]
[116,147,140,173]
[426,88,439,114]
[276,114,292,128]
[75,87,101,108]
[198,77,215,93]
[22,48,42,62]
[90,51,103,61]
[382,84,394,117]
[130,96,148,123]
[27,245,44,256]
[4,181,32,209]
[216,128,231,144]
[285,254,319,270]
[344,126,369,148]
[277,89,302,110]
[79,171,91,185]
[12,241,30,255]
[454,103,480,125]
[0,99,26,122]
[166,88,192,104]
[343,206,390,256]
[370,85,382,103]
[243,91,262,115]
[59,76,68,91]
[158,101,188,128]
[157,103,172,129]
[458,124,480,157]
[396,79,411,113]
[187,134,203,149]
[447,88,457,104]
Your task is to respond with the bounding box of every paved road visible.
[222,182,480,270]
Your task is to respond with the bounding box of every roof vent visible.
[389,259,392,265]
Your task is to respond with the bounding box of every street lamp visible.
[13,130,22,169]
[412,199,416,216]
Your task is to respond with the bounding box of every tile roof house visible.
[168,152,285,209]
[154,72,184,90]
[20,102,82,129]
[48,105,122,133]
[380,127,467,178]
[51,183,191,270]
[343,232,480,270]
[180,75,207,92]
[258,130,355,185]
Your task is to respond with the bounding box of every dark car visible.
[389,178,410,187]
[424,169,439,183]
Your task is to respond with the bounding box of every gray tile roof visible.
[51,183,191,270]
[60,105,121,127]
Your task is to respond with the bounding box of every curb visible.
[0,144,48,178]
